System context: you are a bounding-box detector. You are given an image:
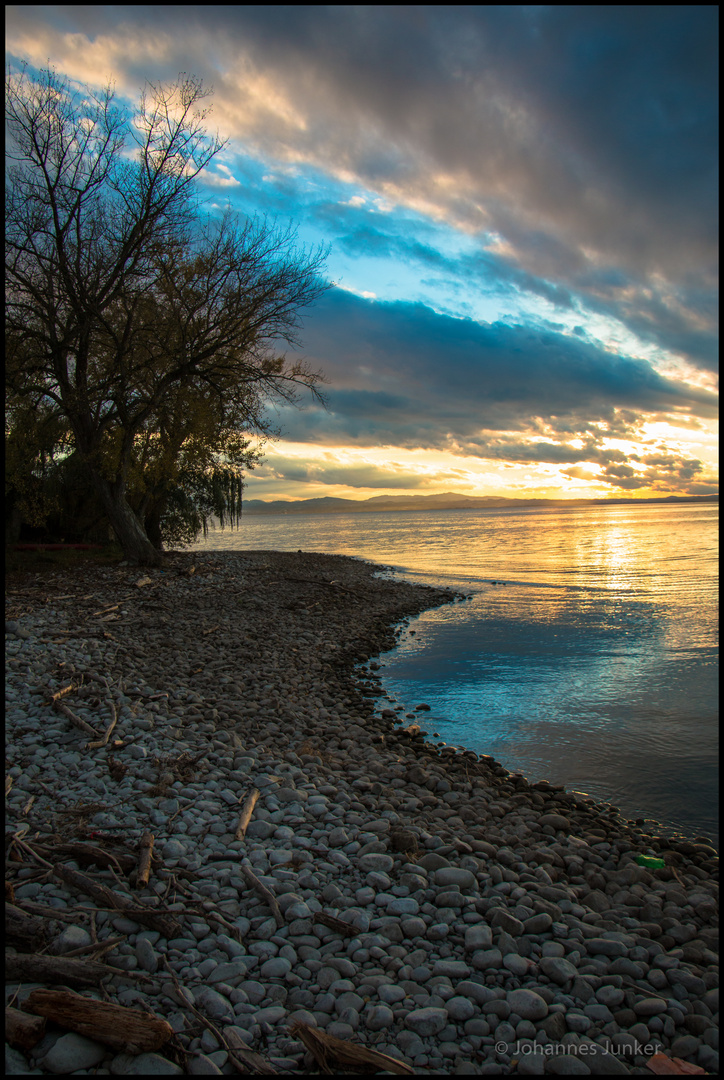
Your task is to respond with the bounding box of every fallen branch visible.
[47,683,76,704]
[136,832,154,888]
[283,575,361,597]
[5,1006,46,1052]
[51,935,126,961]
[6,904,49,951]
[86,702,118,750]
[313,911,359,937]
[52,863,182,939]
[238,862,284,928]
[23,988,173,1054]
[162,959,276,1074]
[290,1021,413,1074]
[32,841,131,875]
[234,788,260,841]
[52,698,100,738]
[6,953,126,988]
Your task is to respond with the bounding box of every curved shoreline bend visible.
[5,550,719,1075]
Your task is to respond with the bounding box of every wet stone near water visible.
[5,550,719,1076]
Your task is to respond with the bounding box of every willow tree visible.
[6,64,328,565]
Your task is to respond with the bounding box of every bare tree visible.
[6,64,328,564]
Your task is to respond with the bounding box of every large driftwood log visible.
[5,1006,46,1051]
[6,953,123,987]
[6,903,49,951]
[238,862,284,927]
[290,1021,413,1074]
[234,788,260,841]
[53,863,181,938]
[23,989,173,1054]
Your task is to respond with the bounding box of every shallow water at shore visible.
[192,502,719,846]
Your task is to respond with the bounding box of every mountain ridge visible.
[242,491,718,515]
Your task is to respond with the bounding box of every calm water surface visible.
[192,503,718,844]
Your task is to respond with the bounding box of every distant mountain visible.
[242,491,718,515]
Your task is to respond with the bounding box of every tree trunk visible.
[93,476,162,566]
[144,499,165,551]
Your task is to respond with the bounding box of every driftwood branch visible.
[5,1006,46,1052]
[290,1021,413,1074]
[6,903,49,951]
[136,832,154,888]
[6,953,126,988]
[33,842,132,875]
[238,862,284,927]
[313,911,359,937]
[23,988,173,1054]
[86,702,118,749]
[283,575,361,596]
[52,863,182,939]
[52,697,100,738]
[162,958,276,1074]
[234,789,260,841]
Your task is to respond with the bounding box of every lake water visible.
[191,502,719,845]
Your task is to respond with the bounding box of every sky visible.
[6,6,719,502]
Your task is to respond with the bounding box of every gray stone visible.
[53,925,92,954]
[386,897,419,915]
[671,1035,702,1059]
[465,924,493,950]
[196,989,234,1021]
[471,947,502,971]
[540,955,578,985]
[576,1038,633,1074]
[457,980,499,1006]
[634,997,668,1016]
[507,989,548,1021]
[40,1033,106,1073]
[365,1004,394,1030]
[490,908,525,936]
[585,938,627,958]
[546,1056,591,1075]
[122,1052,185,1074]
[358,853,394,873]
[432,960,471,979]
[524,913,553,935]
[416,852,451,871]
[260,957,292,978]
[162,839,187,859]
[503,953,530,977]
[187,1054,224,1074]
[5,1047,32,1075]
[538,814,571,831]
[433,867,477,890]
[446,996,476,1022]
[404,1007,448,1036]
[135,938,159,973]
[595,986,624,1008]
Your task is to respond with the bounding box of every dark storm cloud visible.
[278,289,717,452]
[7,6,717,373]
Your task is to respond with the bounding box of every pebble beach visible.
[5,550,719,1075]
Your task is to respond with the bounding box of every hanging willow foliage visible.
[209,467,243,530]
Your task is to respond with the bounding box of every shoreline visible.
[5,549,719,1075]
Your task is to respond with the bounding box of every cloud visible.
[279,289,717,451]
[251,454,431,490]
[6,6,717,377]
